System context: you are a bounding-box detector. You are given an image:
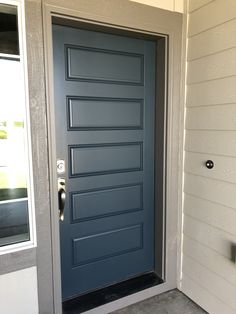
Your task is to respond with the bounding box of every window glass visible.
[0,4,31,247]
[0,4,19,55]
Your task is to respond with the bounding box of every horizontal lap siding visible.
[184,173,236,209]
[183,235,236,287]
[129,0,184,12]
[183,255,236,310]
[188,0,213,13]
[186,104,236,130]
[188,0,236,36]
[188,19,236,61]
[181,274,235,314]
[182,1,236,313]
[187,48,236,84]
[185,130,236,156]
[184,194,236,236]
[185,152,236,184]
[186,76,236,107]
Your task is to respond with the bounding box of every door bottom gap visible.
[62,272,163,313]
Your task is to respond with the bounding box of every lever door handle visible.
[58,178,66,221]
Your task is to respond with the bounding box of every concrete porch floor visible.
[111,289,207,314]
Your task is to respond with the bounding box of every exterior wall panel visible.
[181,1,236,313]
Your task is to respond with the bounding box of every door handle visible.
[58,178,66,221]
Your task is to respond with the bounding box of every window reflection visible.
[0,61,27,196]
[0,4,19,55]
[0,5,30,247]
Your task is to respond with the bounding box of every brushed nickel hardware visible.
[57,159,65,174]
[58,178,66,221]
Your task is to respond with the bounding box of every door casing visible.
[39,1,184,313]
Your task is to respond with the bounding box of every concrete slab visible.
[111,289,207,314]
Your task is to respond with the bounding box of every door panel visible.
[66,45,144,84]
[69,142,143,176]
[71,183,143,221]
[72,223,143,267]
[67,97,143,130]
[53,24,156,300]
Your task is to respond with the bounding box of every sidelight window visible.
[0,3,35,251]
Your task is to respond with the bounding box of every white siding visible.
[188,0,213,13]
[0,267,38,314]
[188,0,236,36]
[186,76,236,107]
[181,1,236,313]
[129,0,184,12]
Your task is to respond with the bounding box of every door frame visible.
[41,1,184,313]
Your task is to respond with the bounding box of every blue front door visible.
[53,25,156,300]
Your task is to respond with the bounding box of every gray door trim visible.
[37,1,183,313]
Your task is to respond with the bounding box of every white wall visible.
[0,267,38,314]
[181,1,236,313]
[129,0,184,12]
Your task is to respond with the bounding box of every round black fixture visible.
[205,160,214,169]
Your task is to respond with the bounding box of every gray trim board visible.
[154,37,167,279]
[25,0,54,313]
[0,248,36,275]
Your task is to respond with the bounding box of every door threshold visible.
[62,272,163,313]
